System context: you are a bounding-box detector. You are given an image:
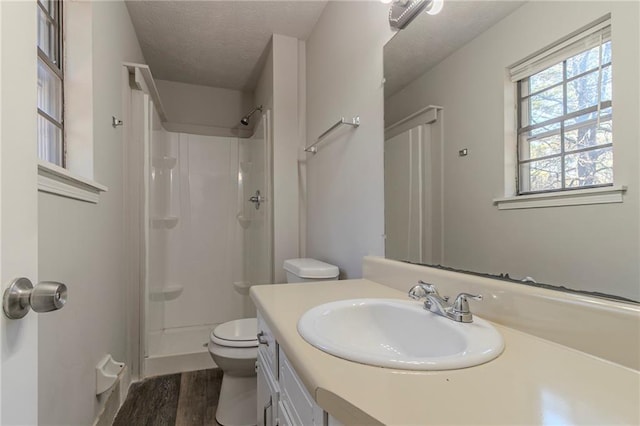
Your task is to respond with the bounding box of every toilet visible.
[208,258,339,426]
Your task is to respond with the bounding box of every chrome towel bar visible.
[305,116,360,154]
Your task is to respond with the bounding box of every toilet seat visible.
[211,318,258,348]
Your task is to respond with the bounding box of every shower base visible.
[144,324,217,377]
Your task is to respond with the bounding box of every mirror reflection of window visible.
[514,22,612,194]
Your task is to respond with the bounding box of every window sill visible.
[493,185,627,210]
[38,160,108,204]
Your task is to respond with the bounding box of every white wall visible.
[272,34,301,283]
[255,42,274,113]
[305,2,394,278]
[385,1,640,300]
[156,79,254,137]
[255,35,302,283]
[38,1,145,424]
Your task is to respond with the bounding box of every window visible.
[512,21,612,194]
[37,0,64,166]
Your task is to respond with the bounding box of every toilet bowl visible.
[208,318,258,426]
[209,258,338,426]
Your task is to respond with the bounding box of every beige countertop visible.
[251,279,640,425]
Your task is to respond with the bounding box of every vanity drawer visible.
[257,311,278,378]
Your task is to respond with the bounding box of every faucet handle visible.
[408,281,439,300]
[452,293,483,314]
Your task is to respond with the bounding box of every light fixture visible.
[388,0,444,30]
[425,0,443,15]
[380,0,394,4]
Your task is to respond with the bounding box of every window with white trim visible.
[511,19,612,194]
[37,0,64,166]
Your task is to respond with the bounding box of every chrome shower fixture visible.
[388,0,443,30]
[240,105,263,126]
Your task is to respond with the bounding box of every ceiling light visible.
[425,0,444,15]
[388,0,443,30]
[380,0,394,4]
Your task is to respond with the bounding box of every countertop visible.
[250,279,640,425]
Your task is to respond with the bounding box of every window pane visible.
[37,58,62,122]
[37,115,63,166]
[565,118,612,152]
[38,8,57,64]
[567,70,600,113]
[520,133,561,161]
[530,122,561,137]
[529,62,563,93]
[601,65,612,101]
[520,157,562,193]
[564,147,613,188]
[602,40,611,64]
[527,85,564,125]
[564,107,611,127]
[566,45,601,78]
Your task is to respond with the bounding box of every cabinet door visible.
[257,351,279,426]
[279,348,318,426]
[278,401,295,426]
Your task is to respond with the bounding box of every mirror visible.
[383,1,639,302]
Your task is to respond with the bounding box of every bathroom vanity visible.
[257,314,328,426]
[251,258,640,425]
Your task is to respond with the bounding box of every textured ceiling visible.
[126,1,328,90]
[384,1,525,97]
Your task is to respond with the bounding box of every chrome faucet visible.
[408,281,482,323]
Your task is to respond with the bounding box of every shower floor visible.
[145,324,217,377]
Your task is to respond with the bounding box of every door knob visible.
[3,277,68,319]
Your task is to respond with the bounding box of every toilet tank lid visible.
[283,258,339,279]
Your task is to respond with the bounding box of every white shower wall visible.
[163,133,245,329]
[144,108,272,377]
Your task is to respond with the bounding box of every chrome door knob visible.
[3,277,68,319]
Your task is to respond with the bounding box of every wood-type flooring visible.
[113,369,222,426]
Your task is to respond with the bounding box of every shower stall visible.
[134,93,273,376]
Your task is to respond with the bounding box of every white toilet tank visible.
[283,258,339,283]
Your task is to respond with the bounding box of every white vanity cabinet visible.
[257,314,279,426]
[257,311,340,426]
[279,348,324,426]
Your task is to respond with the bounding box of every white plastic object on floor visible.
[215,374,257,426]
[96,354,125,395]
[208,320,258,426]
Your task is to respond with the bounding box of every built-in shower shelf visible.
[236,214,252,229]
[152,156,177,169]
[233,281,253,295]
[152,216,178,229]
[149,284,184,302]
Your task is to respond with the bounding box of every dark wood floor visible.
[114,369,223,426]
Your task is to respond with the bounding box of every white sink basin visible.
[297,298,504,370]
